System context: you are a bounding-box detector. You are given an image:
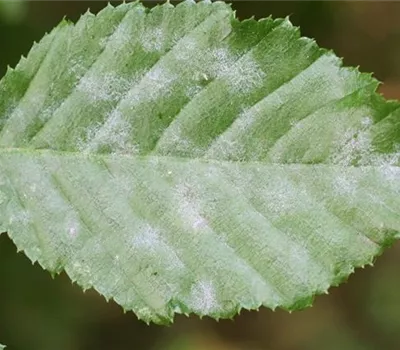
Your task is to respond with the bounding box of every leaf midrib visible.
[1,147,399,171]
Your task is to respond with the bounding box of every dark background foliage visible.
[1,1,400,349]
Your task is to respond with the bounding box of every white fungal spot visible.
[130,224,184,270]
[185,84,203,99]
[206,107,257,159]
[76,73,131,102]
[209,47,235,78]
[331,116,400,169]
[175,183,209,231]
[124,65,177,108]
[131,224,160,250]
[224,54,266,94]
[172,37,197,61]
[72,261,93,287]
[332,173,359,196]
[9,210,31,226]
[141,27,163,53]
[188,280,218,313]
[83,110,139,154]
[109,20,134,48]
[68,220,79,238]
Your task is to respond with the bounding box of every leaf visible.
[0,0,399,324]
[0,344,5,350]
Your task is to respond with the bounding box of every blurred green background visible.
[1,1,400,349]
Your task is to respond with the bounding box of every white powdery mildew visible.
[224,54,266,94]
[71,261,93,287]
[108,19,136,48]
[208,47,236,78]
[188,280,219,314]
[83,110,139,154]
[67,216,80,238]
[232,106,260,133]
[140,27,164,53]
[9,209,31,226]
[131,224,161,250]
[124,65,177,108]
[38,102,62,123]
[130,224,184,270]
[68,60,88,80]
[76,72,131,102]
[184,83,203,99]
[159,122,206,157]
[3,90,46,136]
[332,172,359,196]
[206,107,260,159]
[172,36,199,62]
[377,153,400,183]
[331,116,400,168]
[257,174,312,218]
[173,39,236,79]
[147,65,177,88]
[174,182,209,231]
[329,116,400,197]
[330,118,374,167]
[206,136,244,160]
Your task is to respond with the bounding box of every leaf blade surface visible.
[0,0,399,323]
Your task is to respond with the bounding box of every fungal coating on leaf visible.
[0,0,399,324]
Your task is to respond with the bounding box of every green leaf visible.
[0,0,399,324]
[0,343,5,350]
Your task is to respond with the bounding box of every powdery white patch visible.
[256,174,312,218]
[235,106,261,132]
[172,37,198,61]
[83,110,139,154]
[76,73,131,102]
[208,47,236,78]
[332,172,359,196]
[174,182,210,231]
[331,116,400,171]
[377,154,400,183]
[108,20,135,48]
[205,107,258,159]
[174,44,236,80]
[185,83,203,99]
[157,123,205,157]
[131,224,160,250]
[332,129,372,166]
[38,102,62,123]
[72,261,93,287]
[124,65,177,108]
[224,54,266,94]
[3,92,46,136]
[141,27,164,53]
[67,218,80,238]
[9,210,31,230]
[188,280,219,314]
[205,136,244,161]
[68,60,87,80]
[130,224,185,270]
[147,65,177,86]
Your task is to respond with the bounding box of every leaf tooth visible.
[5,65,14,74]
[106,2,114,10]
